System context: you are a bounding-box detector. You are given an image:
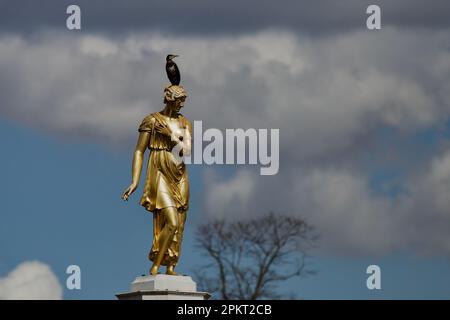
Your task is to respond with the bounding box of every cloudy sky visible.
[1,0,450,299]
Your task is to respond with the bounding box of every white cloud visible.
[402,151,450,255]
[0,261,63,300]
[1,28,449,154]
[203,169,255,220]
[298,169,399,254]
[203,151,450,256]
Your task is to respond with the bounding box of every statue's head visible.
[164,85,188,112]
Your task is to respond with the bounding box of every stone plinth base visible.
[116,274,210,300]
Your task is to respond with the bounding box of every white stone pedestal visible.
[116,274,210,300]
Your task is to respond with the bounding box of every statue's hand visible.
[122,184,137,201]
[154,122,172,137]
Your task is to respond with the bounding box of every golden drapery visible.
[138,112,190,266]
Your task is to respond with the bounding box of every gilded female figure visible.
[122,85,192,276]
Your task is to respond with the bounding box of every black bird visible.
[165,54,180,85]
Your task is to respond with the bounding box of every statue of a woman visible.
[122,84,192,276]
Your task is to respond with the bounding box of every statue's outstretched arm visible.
[122,132,150,201]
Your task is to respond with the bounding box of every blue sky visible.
[1,119,450,299]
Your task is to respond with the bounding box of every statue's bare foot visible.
[166,266,177,275]
[150,265,159,275]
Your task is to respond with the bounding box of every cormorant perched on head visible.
[166,54,180,85]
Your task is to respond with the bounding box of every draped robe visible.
[138,112,190,266]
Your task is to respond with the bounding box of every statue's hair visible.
[164,85,188,104]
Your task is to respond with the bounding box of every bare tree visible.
[193,213,317,299]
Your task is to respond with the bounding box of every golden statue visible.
[122,56,192,276]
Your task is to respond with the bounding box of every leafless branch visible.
[193,212,317,299]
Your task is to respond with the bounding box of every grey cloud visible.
[0,32,165,146]
[1,26,450,255]
[2,28,449,154]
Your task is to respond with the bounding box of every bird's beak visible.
[173,54,179,58]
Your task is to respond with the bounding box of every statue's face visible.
[169,96,186,113]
